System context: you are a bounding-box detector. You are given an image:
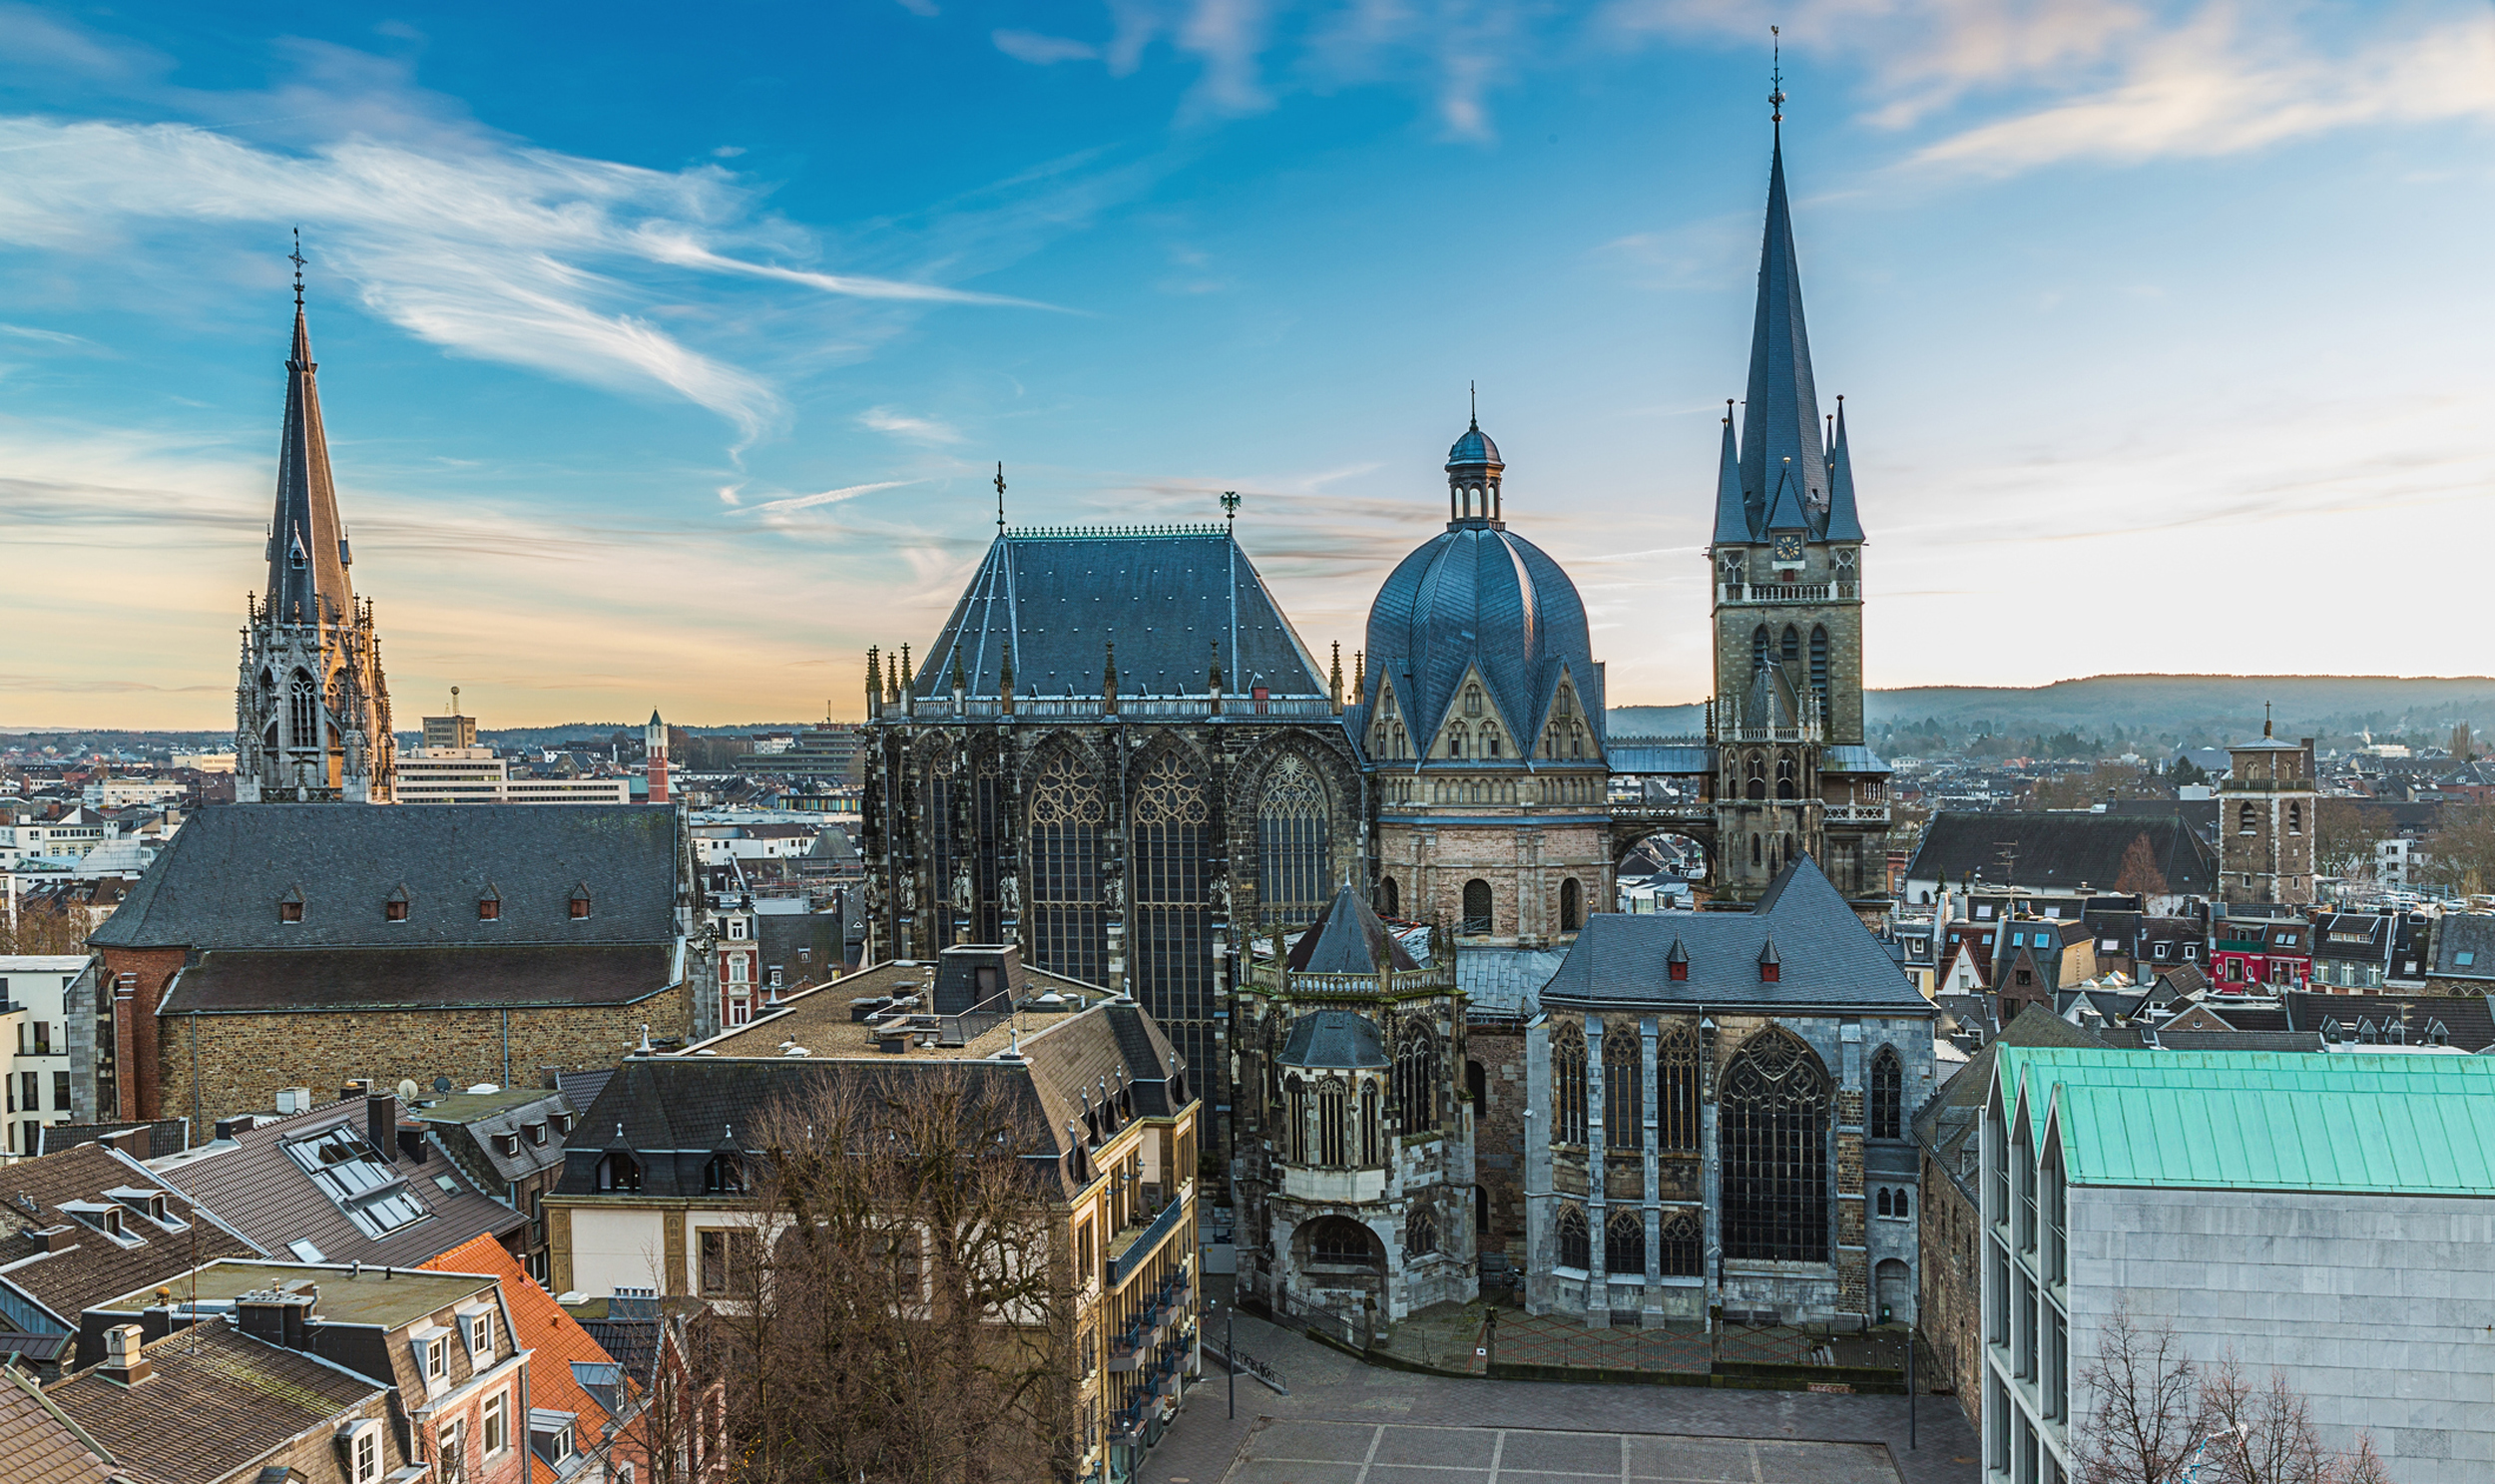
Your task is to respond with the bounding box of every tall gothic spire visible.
[265,250,353,627]
[1710,400,1748,545]
[1824,395,1864,541]
[1737,127,1827,532]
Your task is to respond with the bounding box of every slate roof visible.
[147,1099,524,1269]
[2430,914,2495,982]
[1912,1003,2105,1205]
[407,1089,575,1188]
[261,303,354,630]
[49,1323,382,1484]
[1540,856,1929,1012]
[0,1145,258,1333]
[909,529,1329,702]
[1288,883,1418,974]
[90,803,682,951]
[1905,812,2217,895]
[2278,990,2495,1052]
[2310,912,2393,966]
[1276,1010,1388,1071]
[162,944,678,1014]
[557,993,1187,1205]
[0,1364,114,1484]
[1608,742,1714,775]
[1454,946,1564,1019]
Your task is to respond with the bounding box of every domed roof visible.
[1360,517,1602,764]
[1446,420,1501,469]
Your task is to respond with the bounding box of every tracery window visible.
[1133,748,1213,1085]
[1555,1205,1590,1270]
[1606,1212,1645,1276]
[1560,877,1582,933]
[1406,1205,1438,1257]
[1309,1217,1372,1267]
[1551,1021,1588,1145]
[1746,753,1766,801]
[1660,1211,1702,1276]
[1721,1027,1832,1262]
[1394,1024,1438,1136]
[1658,1025,1701,1153]
[1030,747,1107,988]
[1603,1026,1641,1152]
[1317,1079,1347,1167]
[1360,1082,1380,1165]
[1776,755,1797,799]
[1868,1047,1903,1140]
[1284,1074,1307,1164]
[287,671,319,750]
[1257,754,1329,925]
[1461,879,1493,934]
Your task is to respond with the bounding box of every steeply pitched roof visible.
[1737,134,1828,541]
[91,803,682,951]
[147,1100,524,1269]
[1276,1010,1388,1071]
[49,1323,382,1484]
[162,944,678,1014]
[1287,883,1417,974]
[2431,913,2495,981]
[420,1236,614,1484]
[1905,812,2217,895]
[1540,856,1928,1012]
[262,301,354,628]
[910,529,1328,703]
[0,1145,257,1333]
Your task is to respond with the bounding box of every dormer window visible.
[478,884,501,921]
[1756,938,1780,984]
[280,888,305,924]
[526,1122,548,1147]
[385,886,410,923]
[570,884,592,920]
[598,1152,641,1192]
[548,1114,570,1137]
[497,1132,522,1158]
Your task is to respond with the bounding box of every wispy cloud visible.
[0,321,98,348]
[739,480,922,516]
[994,29,1102,65]
[859,407,965,444]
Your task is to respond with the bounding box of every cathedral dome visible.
[1359,422,1603,765]
[1446,422,1501,469]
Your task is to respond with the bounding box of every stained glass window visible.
[1029,747,1106,988]
[1721,1027,1831,1262]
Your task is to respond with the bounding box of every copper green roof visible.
[1990,1047,2495,1196]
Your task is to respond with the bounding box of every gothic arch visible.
[1026,741,1108,989]
[1555,1204,1591,1270]
[1657,1023,1701,1153]
[1550,1021,1588,1146]
[1244,740,1339,927]
[1130,743,1213,1075]
[1394,1022,1439,1136]
[1868,1046,1903,1141]
[1603,1023,1641,1152]
[1721,1026,1832,1262]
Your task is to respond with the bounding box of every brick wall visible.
[97,946,188,1122]
[1917,1156,1983,1425]
[158,987,690,1126]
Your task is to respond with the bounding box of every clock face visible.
[1772,534,1802,561]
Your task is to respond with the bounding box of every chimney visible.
[101,1323,153,1386]
[236,1289,314,1351]
[366,1091,398,1160]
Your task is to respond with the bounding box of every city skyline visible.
[6,2,2494,729]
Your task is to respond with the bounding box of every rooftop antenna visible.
[1768,26,1786,129]
[1221,490,1241,531]
[288,228,306,308]
[993,462,1007,534]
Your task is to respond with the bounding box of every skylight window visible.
[282,1124,431,1237]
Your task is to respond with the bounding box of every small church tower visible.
[234,250,394,803]
[2221,711,2316,904]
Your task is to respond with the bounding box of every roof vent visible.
[101,1323,153,1386]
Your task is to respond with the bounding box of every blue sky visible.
[5,0,2493,729]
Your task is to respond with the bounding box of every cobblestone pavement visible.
[1152,1290,1977,1484]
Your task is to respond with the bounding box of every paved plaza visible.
[1219,1419,1902,1484]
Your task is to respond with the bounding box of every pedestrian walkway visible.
[1223,1419,1903,1484]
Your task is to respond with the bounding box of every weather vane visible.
[1769,26,1785,125]
[994,461,1007,534]
[1221,490,1241,530]
[288,227,306,308]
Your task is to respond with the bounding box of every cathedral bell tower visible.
[1705,93,1889,906]
[234,249,395,803]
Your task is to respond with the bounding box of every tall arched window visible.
[1751,626,1769,666]
[1556,1205,1590,1270]
[1551,1022,1588,1145]
[1606,1212,1645,1276]
[287,670,319,750]
[1377,875,1400,917]
[1721,1027,1832,1262]
[1660,1211,1702,1276]
[1780,626,1799,664]
[1360,1081,1380,1165]
[1746,753,1767,800]
[1284,1074,1307,1164]
[1809,627,1829,720]
[1603,1026,1641,1152]
[1560,877,1582,933]
[1775,755,1797,799]
[1461,879,1493,934]
[1395,1025,1438,1135]
[1133,748,1213,1085]
[1257,754,1329,924]
[1657,1025,1701,1153]
[1030,747,1107,988]
[1869,1047,1903,1141]
[1405,1205,1438,1257]
[1317,1079,1348,1167]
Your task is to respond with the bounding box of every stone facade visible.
[1465,1022,1529,1288]
[2219,734,2317,904]
[156,989,690,1128]
[1918,1147,1985,1420]
[1371,821,1610,948]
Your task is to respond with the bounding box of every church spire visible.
[1710,400,1748,545]
[1737,113,1827,537]
[266,236,353,628]
[1824,395,1864,541]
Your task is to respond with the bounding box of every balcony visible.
[1107,1185,1193,1288]
[1825,804,1891,823]
[1717,580,1860,606]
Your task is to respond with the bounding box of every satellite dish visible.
[432,1075,453,1095]
[397,1079,420,1103]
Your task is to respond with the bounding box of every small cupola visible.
[1444,404,1506,528]
[1756,936,1781,983]
[1667,937,1690,983]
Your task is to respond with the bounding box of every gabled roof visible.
[49,1323,383,1484]
[1912,1003,2104,1203]
[1905,812,2217,895]
[91,803,682,951]
[420,1236,614,1484]
[1540,856,1927,1012]
[910,529,1328,703]
[0,1144,257,1333]
[2431,914,2495,981]
[147,1100,523,1269]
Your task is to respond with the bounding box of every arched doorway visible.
[1876,1257,1913,1325]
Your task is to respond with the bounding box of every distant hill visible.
[1613,675,2495,753]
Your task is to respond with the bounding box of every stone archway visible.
[1613,829,1706,909]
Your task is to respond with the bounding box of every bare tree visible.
[2077,1301,2206,1484]
[731,1069,1078,1484]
